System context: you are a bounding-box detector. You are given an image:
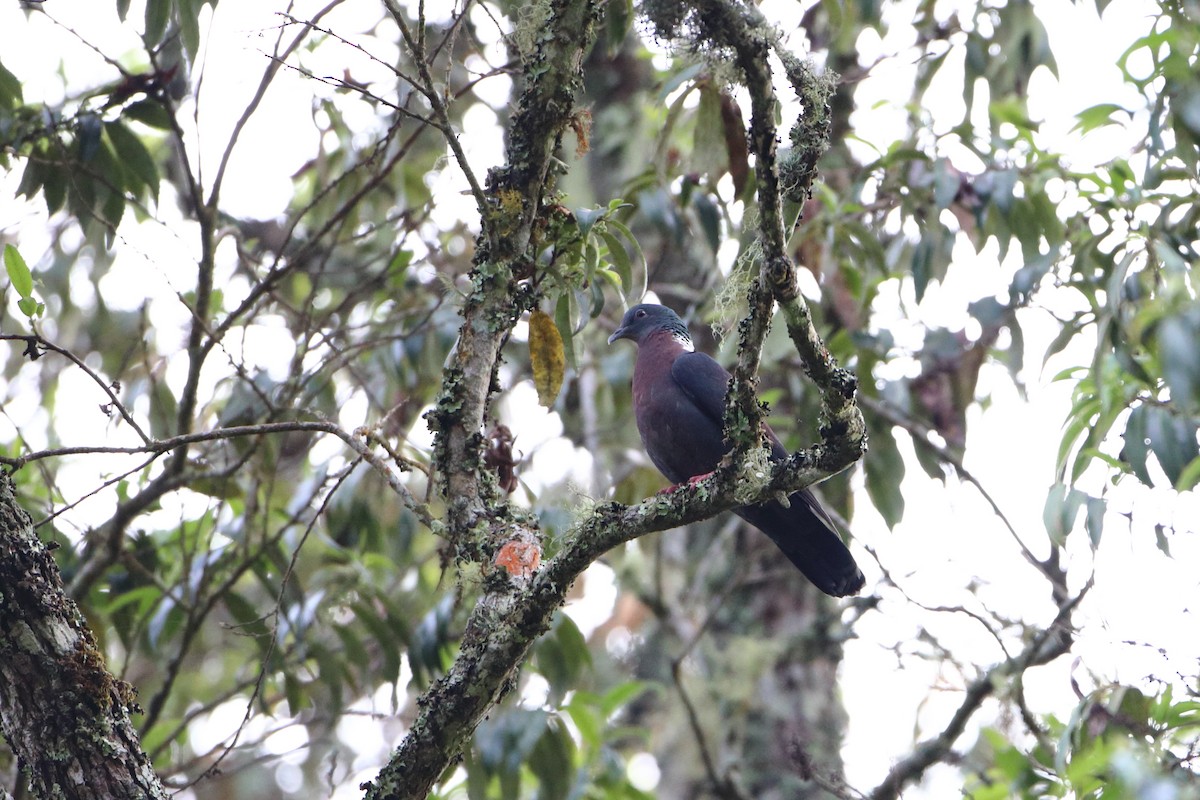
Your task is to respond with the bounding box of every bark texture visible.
[0,473,168,800]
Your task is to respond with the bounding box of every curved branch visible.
[0,334,150,444]
[424,0,605,542]
[366,3,867,797]
[688,0,866,474]
[868,579,1092,800]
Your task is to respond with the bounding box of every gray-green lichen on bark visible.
[0,473,169,800]
[366,1,609,797]
[371,1,866,798]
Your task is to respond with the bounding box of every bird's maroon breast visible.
[631,339,728,483]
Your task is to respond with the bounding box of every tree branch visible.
[364,2,607,795]
[688,0,866,475]
[868,578,1092,800]
[365,2,870,796]
[0,473,170,800]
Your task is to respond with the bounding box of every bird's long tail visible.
[734,490,865,597]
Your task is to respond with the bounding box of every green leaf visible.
[933,159,960,210]
[1159,307,1200,413]
[865,418,905,528]
[102,584,162,617]
[1121,404,1153,486]
[4,244,33,298]
[144,0,172,47]
[692,191,721,254]
[911,237,933,302]
[528,715,576,800]
[352,601,401,682]
[77,113,104,162]
[41,163,67,215]
[535,612,591,707]
[0,59,22,109]
[179,0,203,62]
[605,219,646,301]
[124,99,174,130]
[15,157,43,201]
[284,672,306,715]
[1084,496,1105,549]
[1175,455,1200,493]
[598,680,652,717]
[333,625,370,683]
[604,0,633,54]
[553,291,578,373]
[224,591,270,638]
[476,708,548,775]
[565,698,601,749]
[106,120,160,202]
[1043,483,1086,545]
[1071,103,1130,134]
[583,237,600,279]
[101,185,126,245]
[693,83,729,183]
[599,229,631,294]
[17,297,39,319]
[575,206,605,238]
[588,276,605,318]
[1145,405,1200,487]
[311,643,345,706]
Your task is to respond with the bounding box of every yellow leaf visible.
[529,310,565,408]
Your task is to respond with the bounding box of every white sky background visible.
[0,0,1197,797]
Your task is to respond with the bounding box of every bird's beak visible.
[607,326,627,345]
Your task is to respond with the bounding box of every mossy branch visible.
[367,2,606,797]
[373,3,864,797]
[685,0,865,475]
[0,474,171,800]
[364,427,849,800]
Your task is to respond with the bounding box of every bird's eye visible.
[635,309,646,318]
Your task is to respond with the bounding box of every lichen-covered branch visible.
[424,0,606,547]
[365,2,607,797]
[370,3,867,797]
[0,473,170,800]
[686,0,866,473]
[364,429,847,800]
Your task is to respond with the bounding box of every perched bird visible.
[608,303,865,597]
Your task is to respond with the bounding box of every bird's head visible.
[608,304,694,350]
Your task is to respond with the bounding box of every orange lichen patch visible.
[494,536,541,579]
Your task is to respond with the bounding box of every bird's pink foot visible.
[657,471,714,494]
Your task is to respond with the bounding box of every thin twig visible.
[383,0,488,217]
[0,334,150,444]
[2,419,433,528]
[189,461,358,786]
[858,392,1060,587]
[869,578,1093,800]
[208,0,345,207]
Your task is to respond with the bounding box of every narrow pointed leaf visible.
[529,310,566,408]
[4,245,33,298]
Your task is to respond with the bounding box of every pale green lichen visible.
[711,237,762,341]
[513,0,554,63]
[732,446,773,506]
[567,487,602,528]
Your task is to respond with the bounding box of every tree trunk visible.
[0,473,168,800]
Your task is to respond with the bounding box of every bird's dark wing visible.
[635,351,730,484]
[669,351,732,429]
[670,352,864,596]
[671,351,788,460]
